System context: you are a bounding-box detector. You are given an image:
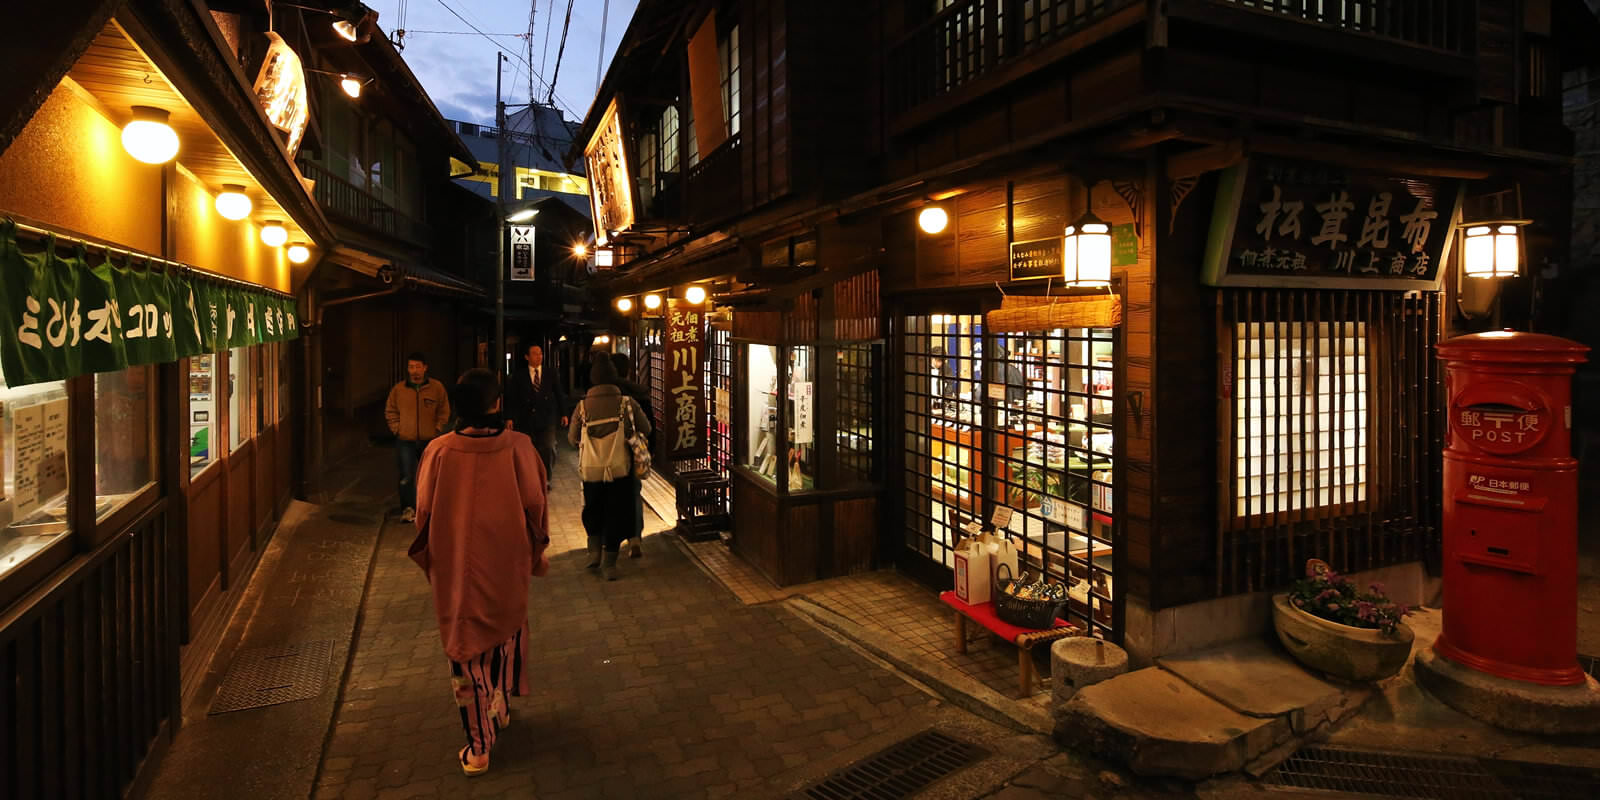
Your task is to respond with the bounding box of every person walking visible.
[611,353,653,559]
[385,352,451,522]
[507,343,569,488]
[411,369,550,777]
[569,356,651,580]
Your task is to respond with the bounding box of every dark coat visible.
[507,364,570,435]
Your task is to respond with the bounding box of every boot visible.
[601,550,619,581]
[629,538,642,559]
[586,537,602,570]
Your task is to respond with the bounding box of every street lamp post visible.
[495,53,509,378]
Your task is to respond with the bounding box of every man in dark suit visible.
[507,343,569,486]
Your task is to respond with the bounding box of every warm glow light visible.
[1064,216,1112,287]
[340,75,363,99]
[573,243,589,257]
[260,221,288,248]
[121,106,179,164]
[332,20,359,41]
[643,293,663,310]
[286,244,312,264]
[507,208,539,223]
[593,335,612,346]
[616,297,634,313]
[685,286,708,305]
[918,206,948,235]
[595,247,614,268]
[1463,223,1522,279]
[215,185,253,221]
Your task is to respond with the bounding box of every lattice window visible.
[719,24,741,136]
[836,343,877,485]
[902,315,985,570]
[1231,321,1368,521]
[703,326,733,476]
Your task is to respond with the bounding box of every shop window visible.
[902,315,984,568]
[95,365,157,521]
[705,326,733,475]
[1231,321,1368,520]
[745,344,779,483]
[835,343,877,485]
[0,371,70,583]
[636,126,658,212]
[189,354,220,476]
[229,347,251,450]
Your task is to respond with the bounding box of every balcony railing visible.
[1212,0,1472,54]
[299,160,427,244]
[687,133,742,224]
[889,0,1473,118]
[889,0,1139,116]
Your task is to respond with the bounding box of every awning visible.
[402,263,483,298]
[324,246,483,299]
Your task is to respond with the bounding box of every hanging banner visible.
[1202,156,1461,290]
[0,222,297,386]
[664,299,706,460]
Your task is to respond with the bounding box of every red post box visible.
[1435,330,1589,686]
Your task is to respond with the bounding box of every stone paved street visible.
[312,447,993,799]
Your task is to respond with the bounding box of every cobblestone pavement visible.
[312,449,947,800]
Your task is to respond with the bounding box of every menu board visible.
[14,398,69,518]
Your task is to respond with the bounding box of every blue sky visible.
[364,1,639,127]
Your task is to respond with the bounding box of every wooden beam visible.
[1246,133,1494,179]
[1167,140,1246,179]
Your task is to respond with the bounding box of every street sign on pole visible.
[510,225,535,281]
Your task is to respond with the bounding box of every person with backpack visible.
[610,353,653,559]
[568,356,652,580]
[410,369,550,777]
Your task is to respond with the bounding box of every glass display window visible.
[229,346,251,450]
[745,344,779,483]
[785,346,815,491]
[95,365,157,521]
[902,314,984,569]
[189,354,219,476]
[0,368,70,584]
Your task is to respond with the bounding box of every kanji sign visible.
[1009,237,1063,282]
[510,225,535,281]
[664,299,706,460]
[1202,157,1460,290]
[1454,403,1548,455]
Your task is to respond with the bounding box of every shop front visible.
[0,8,326,796]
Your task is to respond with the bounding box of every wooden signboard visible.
[1010,237,1063,282]
[583,97,636,247]
[665,300,707,460]
[1202,157,1460,290]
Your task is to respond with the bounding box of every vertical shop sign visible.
[794,382,814,444]
[665,300,706,459]
[510,225,535,281]
[1111,224,1138,267]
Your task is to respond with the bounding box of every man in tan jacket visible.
[386,352,451,521]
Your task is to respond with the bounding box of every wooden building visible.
[582,0,1588,658]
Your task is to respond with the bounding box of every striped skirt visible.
[449,624,527,756]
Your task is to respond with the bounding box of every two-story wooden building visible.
[581,0,1589,660]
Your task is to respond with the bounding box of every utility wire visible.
[538,0,555,83]
[426,1,581,120]
[546,0,575,106]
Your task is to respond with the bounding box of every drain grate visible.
[209,640,334,714]
[1264,746,1600,800]
[793,730,985,800]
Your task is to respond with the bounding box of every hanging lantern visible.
[643,293,663,311]
[121,106,179,164]
[684,286,708,305]
[1463,222,1525,279]
[1063,212,1112,288]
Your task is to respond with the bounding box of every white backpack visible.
[578,395,635,482]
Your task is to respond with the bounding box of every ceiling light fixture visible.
[215,185,253,221]
[260,221,288,248]
[121,106,179,164]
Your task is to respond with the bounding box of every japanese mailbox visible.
[1434,330,1589,686]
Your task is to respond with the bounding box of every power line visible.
[547,0,575,106]
[425,0,581,120]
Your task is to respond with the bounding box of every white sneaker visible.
[401,507,416,522]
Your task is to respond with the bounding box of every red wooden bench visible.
[940,591,1081,697]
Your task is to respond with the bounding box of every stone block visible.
[1414,648,1600,735]
[1050,638,1128,707]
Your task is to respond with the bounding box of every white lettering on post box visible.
[1468,473,1532,496]
[1455,403,1547,455]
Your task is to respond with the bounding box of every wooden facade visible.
[584,0,1584,637]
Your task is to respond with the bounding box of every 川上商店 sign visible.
[0,221,298,387]
[1202,157,1461,290]
[664,300,706,460]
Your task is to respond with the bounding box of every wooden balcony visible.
[888,0,1475,124]
[687,133,742,225]
[299,160,427,245]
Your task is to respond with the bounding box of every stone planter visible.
[1272,593,1414,682]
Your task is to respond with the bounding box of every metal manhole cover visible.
[1263,746,1600,800]
[328,512,378,525]
[793,730,985,800]
[209,640,334,714]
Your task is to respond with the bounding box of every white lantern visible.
[1463,223,1523,279]
[685,286,708,305]
[215,185,252,221]
[121,106,179,165]
[643,293,663,311]
[1063,211,1112,288]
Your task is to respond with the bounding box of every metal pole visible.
[495,53,509,379]
[595,0,610,90]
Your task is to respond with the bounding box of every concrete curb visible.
[783,595,1054,736]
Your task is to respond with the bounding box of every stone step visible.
[1158,638,1372,736]
[1054,667,1291,780]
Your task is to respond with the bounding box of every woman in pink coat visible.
[411,368,550,776]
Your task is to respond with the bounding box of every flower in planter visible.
[1288,559,1413,636]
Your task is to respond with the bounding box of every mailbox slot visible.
[1453,492,1547,575]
